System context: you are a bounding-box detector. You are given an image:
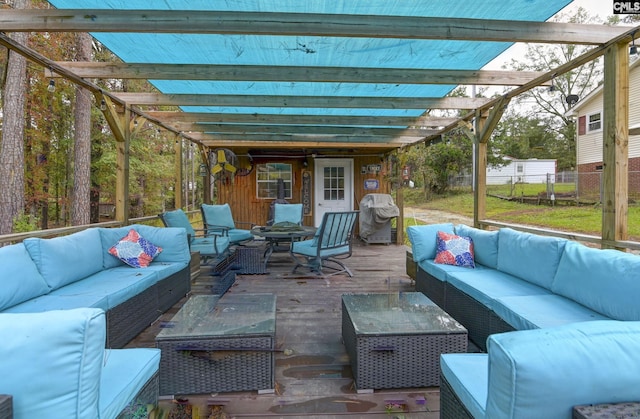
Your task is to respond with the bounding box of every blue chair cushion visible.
[201,203,236,228]
[291,238,350,259]
[274,203,303,224]
[228,228,254,244]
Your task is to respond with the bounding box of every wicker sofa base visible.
[0,395,12,419]
[415,267,446,309]
[415,266,517,352]
[440,373,474,419]
[157,267,191,312]
[116,373,159,419]
[107,266,190,348]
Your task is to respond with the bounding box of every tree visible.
[71,32,93,226]
[0,0,29,235]
[500,7,607,171]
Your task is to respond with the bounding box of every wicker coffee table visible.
[342,292,467,392]
[156,293,276,395]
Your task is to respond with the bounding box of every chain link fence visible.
[449,171,640,203]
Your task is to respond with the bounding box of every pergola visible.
[0,1,637,249]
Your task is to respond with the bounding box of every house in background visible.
[567,57,640,201]
[486,157,557,185]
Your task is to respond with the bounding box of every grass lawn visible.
[403,188,640,240]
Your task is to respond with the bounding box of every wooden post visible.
[95,92,130,223]
[174,134,183,209]
[602,41,629,249]
[474,112,487,227]
[115,106,130,222]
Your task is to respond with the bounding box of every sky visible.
[485,0,631,70]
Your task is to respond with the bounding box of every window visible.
[256,163,292,199]
[516,163,524,174]
[323,166,345,201]
[587,112,601,132]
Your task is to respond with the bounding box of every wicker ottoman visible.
[573,402,640,418]
[342,292,467,391]
[156,294,276,395]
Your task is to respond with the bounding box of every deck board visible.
[127,241,443,418]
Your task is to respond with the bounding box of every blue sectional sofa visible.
[0,224,191,348]
[407,223,640,417]
[0,307,160,419]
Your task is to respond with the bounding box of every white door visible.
[313,158,354,226]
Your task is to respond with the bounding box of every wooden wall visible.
[215,155,394,228]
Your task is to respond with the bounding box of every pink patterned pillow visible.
[109,229,162,268]
[434,231,475,268]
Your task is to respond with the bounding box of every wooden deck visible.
[128,240,444,418]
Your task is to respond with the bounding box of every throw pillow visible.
[434,231,475,268]
[108,229,162,268]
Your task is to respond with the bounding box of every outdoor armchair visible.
[290,210,359,277]
[200,203,255,245]
[159,208,230,261]
[268,203,304,226]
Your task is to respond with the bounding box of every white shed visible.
[487,157,557,185]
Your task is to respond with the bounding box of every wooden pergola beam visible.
[0,10,626,44]
[48,63,550,86]
[147,112,457,128]
[174,123,438,137]
[114,93,490,110]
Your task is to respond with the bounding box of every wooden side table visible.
[573,402,640,418]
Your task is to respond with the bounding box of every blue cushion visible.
[201,203,236,228]
[52,268,158,309]
[455,224,499,269]
[291,238,349,258]
[552,241,640,321]
[23,228,104,290]
[492,294,609,331]
[486,321,640,418]
[228,228,254,244]
[446,269,550,310]
[418,259,490,283]
[407,223,454,263]
[0,308,106,418]
[3,293,110,313]
[496,228,566,289]
[99,348,160,419]
[100,226,191,268]
[0,243,50,310]
[160,209,196,238]
[274,203,303,224]
[440,353,488,419]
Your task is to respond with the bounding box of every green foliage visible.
[12,213,39,233]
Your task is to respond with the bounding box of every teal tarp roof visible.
[45,1,573,149]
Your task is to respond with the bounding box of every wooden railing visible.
[478,219,640,252]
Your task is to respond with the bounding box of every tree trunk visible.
[71,32,92,226]
[0,0,29,235]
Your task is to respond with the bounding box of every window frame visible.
[256,162,293,199]
[587,112,602,133]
